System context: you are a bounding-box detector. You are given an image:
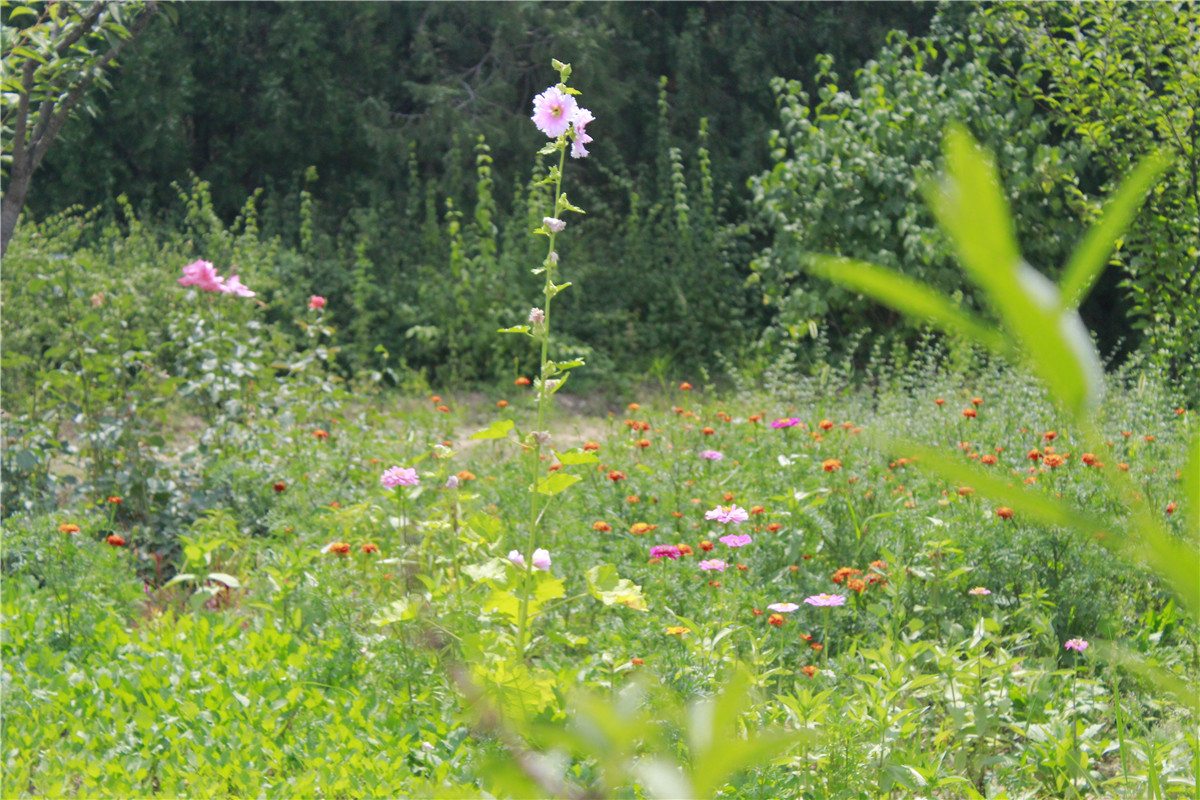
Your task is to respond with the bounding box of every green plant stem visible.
[515,143,567,658]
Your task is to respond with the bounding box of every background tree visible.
[1,0,162,256]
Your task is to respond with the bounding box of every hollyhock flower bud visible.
[543,217,566,233]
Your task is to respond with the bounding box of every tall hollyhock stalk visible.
[512,60,594,656]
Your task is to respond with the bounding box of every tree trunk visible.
[1,164,32,258]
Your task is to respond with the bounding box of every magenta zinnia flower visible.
[570,107,595,158]
[380,466,419,488]
[803,593,846,607]
[770,417,801,429]
[705,504,749,524]
[698,559,727,572]
[718,533,752,548]
[1063,638,1089,652]
[699,450,724,461]
[649,544,682,560]
[531,86,578,138]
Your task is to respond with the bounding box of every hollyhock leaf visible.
[464,558,509,585]
[470,419,514,441]
[534,572,565,603]
[585,565,647,612]
[537,142,559,155]
[556,451,599,465]
[536,472,580,496]
[370,597,417,626]
[498,325,532,335]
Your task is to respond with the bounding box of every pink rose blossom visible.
[705,504,749,524]
[803,593,846,607]
[178,260,225,293]
[309,295,326,309]
[698,559,727,572]
[530,86,578,138]
[718,533,752,548]
[380,466,419,488]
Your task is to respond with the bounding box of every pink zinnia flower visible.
[570,107,595,159]
[649,544,682,560]
[705,504,749,524]
[309,295,326,309]
[767,602,800,613]
[178,259,225,293]
[699,450,724,461]
[698,559,727,572]
[718,533,752,548]
[1063,638,1089,652]
[803,593,846,607]
[380,466,419,488]
[530,86,578,138]
[968,587,992,596]
[770,417,801,429]
[221,272,256,298]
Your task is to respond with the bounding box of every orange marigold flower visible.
[430,395,442,404]
[608,471,626,482]
[819,419,834,431]
[971,397,983,406]
[766,522,782,533]
[831,566,862,584]
[768,614,785,627]
[1081,452,1097,466]
[958,486,975,497]
[870,560,887,570]
[822,458,842,472]
[106,534,125,547]
[1144,434,1155,442]
[107,496,122,504]
[515,376,531,386]
[637,421,651,431]
[723,491,735,502]
[699,540,714,552]
[962,408,977,419]
[677,544,694,556]
[935,398,945,406]
[583,441,600,451]
[329,501,341,509]
[630,522,657,535]
[673,406,685,414]
[630,657,644,666]
[801,665,818,678]
[708,580,722,588]
[1027,449,1041,461]
[273,481,287,493]
[1117,462,1130,472]
[547,463,562,472]
[628,402,641,411]
[841,422,854,430]
[1043,430,1057,442]
[456,470,476,481]
[361,542,379,554]
[996,506,1014,519]
[635,438,651,448]
[789,565,800,572]
[671,510,684,518]
[751,608,763,616]
[626,495,640,504]
[701,426,716,436]
[58,523,80,534]
[749,505,765,515]
[679,382,693,391]
[846,577,867,593]
[496,400,509,408]
[980,454,998,465]
[748,414,762,423]
[1166,502,1177,515]
[313,429,330,439]
[1043,454,1066,468]
[436,405,450,413]
[593,521,612,532]
[811,643,824,652]
[736,564,749,571]
[329,542,352,555]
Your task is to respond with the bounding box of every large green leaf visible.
[536,471,580,496]
[585,565,647,611]
[469,418,514,441]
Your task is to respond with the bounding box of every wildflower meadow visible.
[3,7,1200,799]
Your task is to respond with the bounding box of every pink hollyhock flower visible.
[221,272,256,298]
[803,593,846,607]
[543,217,566,233]
[1063,638,1089,652]
[510,548,552,571]
[699,450,724,461]
[718,533,752,548]
[570,107,595,158]
[380,466,419,488]
[531,86,578,138]
[309,295,326,309]
[767,602,800,613]
[770,417,801,429]
[649,544,682,560]
[705,504,749,524]
[178,259,225,293]
[698,559,727,572]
